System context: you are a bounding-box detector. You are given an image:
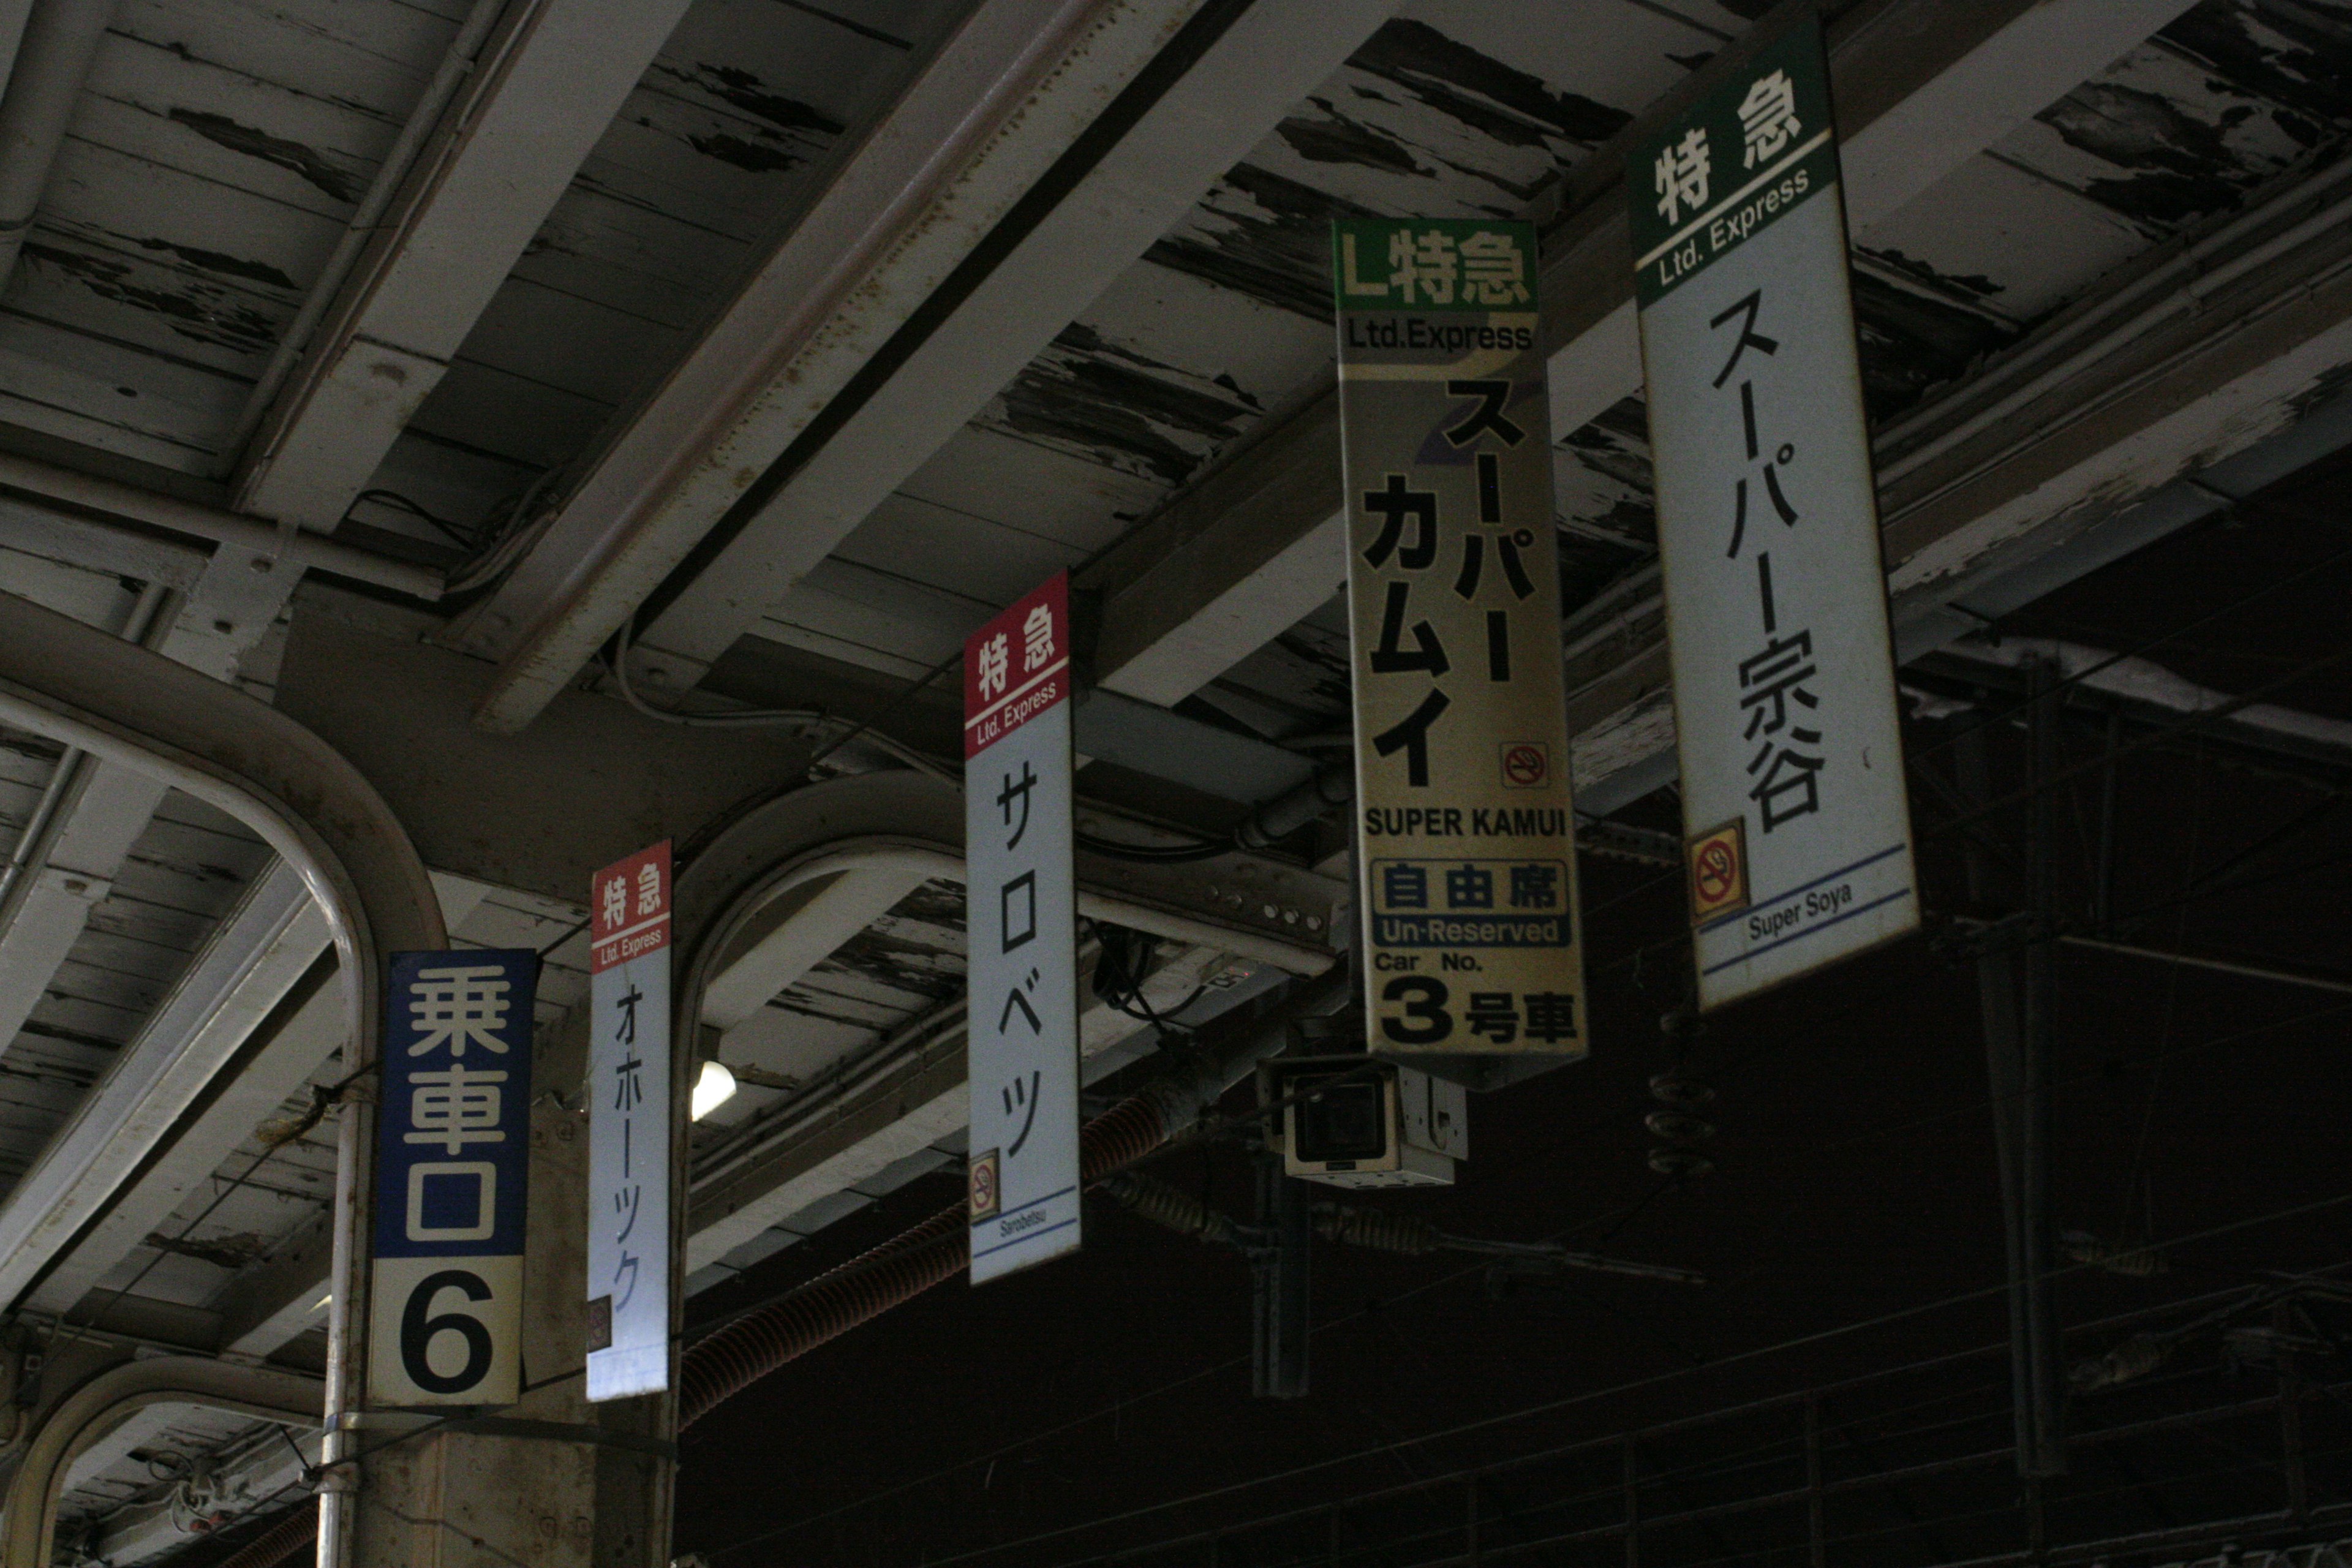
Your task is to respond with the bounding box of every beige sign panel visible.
[1334,218,1586,1058]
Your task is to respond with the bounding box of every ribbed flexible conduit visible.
[678,1088,1179,1428]
[214,1501,318,1568]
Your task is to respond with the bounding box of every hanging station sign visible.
[586,840,673,1401]
[964,571,1082,1283]
[1333,217,1587,1058]
[370,949,537,1406]
[1630,17,1918,1010]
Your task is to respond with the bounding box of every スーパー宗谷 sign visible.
[1631,17,1919,1009]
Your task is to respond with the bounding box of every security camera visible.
[1258,1055,1464,1189]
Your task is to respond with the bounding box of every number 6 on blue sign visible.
[368,950,536,1407]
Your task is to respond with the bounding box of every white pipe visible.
[0,450,443,598]
[0,0,116,292]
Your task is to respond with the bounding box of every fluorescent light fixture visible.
[691,1060,738,1121]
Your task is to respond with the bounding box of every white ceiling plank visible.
[0,857,323,1314]
[1086,0,2207,714]
[464,0,1404,731]
[234,0,702,533]
[630,0,1405,677]
[701,866,933,1033]
[457,0,1210,716]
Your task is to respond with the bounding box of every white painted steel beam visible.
[466,0,1405,733]
[458,0,1148,712]
[0,545,299,1062]
[232,0,698,535]
[28,864,484,1334]
[26,957,338,1316]
[1083,0,2202,710]
[0,584,448,1568]
[0,859,322,1311]
[699,866,935,1034]
[212,1206,336,1359]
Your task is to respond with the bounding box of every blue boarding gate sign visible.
[368,949,537,1407]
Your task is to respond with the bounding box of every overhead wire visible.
[1926,635,2352,842]
[1899,496,2352,773]
[690,734,2352,1539]
[601,616,957,782]
[704,980,2352,1564]
[1585,717,2352,998]
[1212,1309,2339,1568]
[803,641,965,773]
[1566,507,2352,940]
[892,1185,2352,1568]
[1055,1359,2328,1568]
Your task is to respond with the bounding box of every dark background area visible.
[672,456,2352,1568]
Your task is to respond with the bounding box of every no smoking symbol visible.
[1501,744,1548,787]
[1695,840,1738,902]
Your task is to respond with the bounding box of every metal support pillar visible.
[1623,1438,1640,1568]
[1956,671,2067,1481]
[2019,659,2067,1479]
[2093,711,2123,932]
[345,1005,666,1567]
[2276,1302,2309,1523]
[1250,1153,1310,1399]
[0,589,451,1567]
[1804,1396,1825,1568]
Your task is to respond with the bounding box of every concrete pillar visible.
[339,1006,671,1566]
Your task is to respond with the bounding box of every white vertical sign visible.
[1632,18,1919,1009]
[587,841,672,1400]
[965,573,1081,1283]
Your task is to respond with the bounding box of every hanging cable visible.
[1904,499,2352,774]
[1087,922,1205,1030]
[601,617,957,782]
[347,488,472,547]
[702,971,2352,1566]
